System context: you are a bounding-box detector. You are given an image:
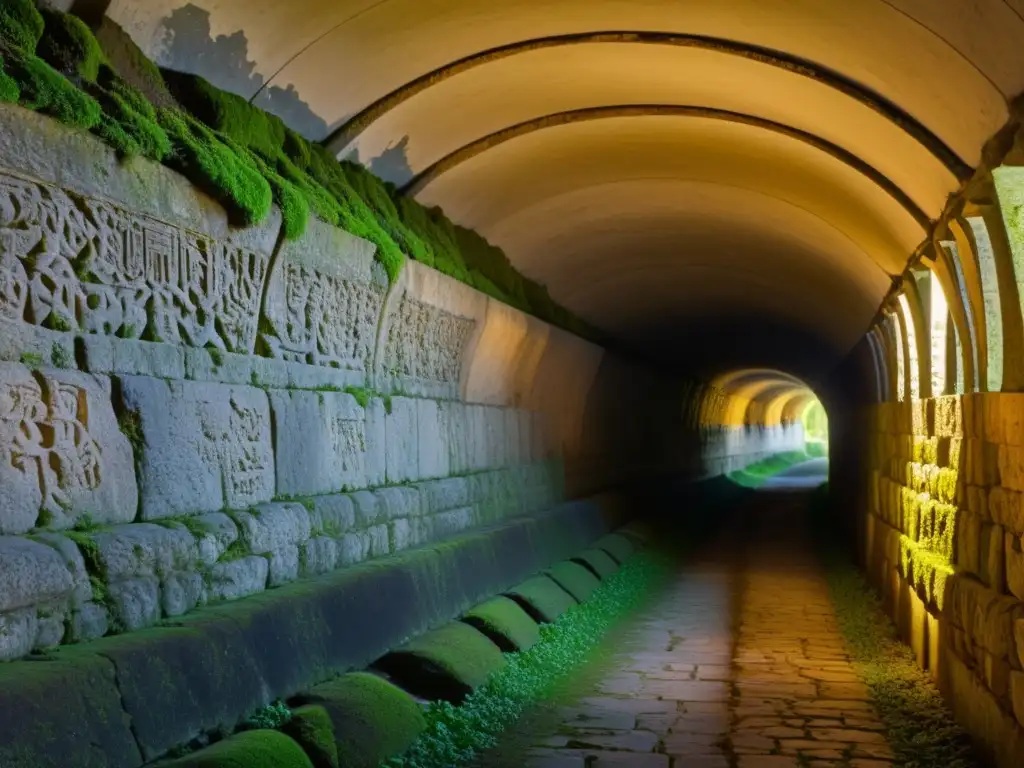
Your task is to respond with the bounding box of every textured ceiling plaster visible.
[104,0,1022,377]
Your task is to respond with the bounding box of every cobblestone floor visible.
[480,485,895,768]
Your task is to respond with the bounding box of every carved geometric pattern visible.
[0,169,267,351]
[382,297,475,384]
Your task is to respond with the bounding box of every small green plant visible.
[242,700,293,731]
[207,346,224,367]
[19,351,43,368]
[218,539,248,564]
[117,409,144,453]
[50,342,71,369]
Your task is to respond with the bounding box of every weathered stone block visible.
[120,377,273,518]
[1011,669,1024,728]
[364,397,387,487]
[161,571,206,617]
[336,533,367,567]
[957,510,983,577]
[0,537,74,613]
[367,524,389,557]
[70,602,109,642]
[1005,394,1024,447]
[376,486,422,520]
[0,363,137,533]
[416,477,469,513]
[417,397,449,479]
[1000,444,1024,492]
[981,523,1008,593]
[1007,531,1024,602]
[300,536,338,576]
[234,502,311,554]
[0,606,37,661]
[444,402,468,474]
[992,486,1024,533]
[270,389,366,495]
[32,532,91,606]
[351,490,380,527]
[207,556,268,602]
[267,545,300,587]
[487,407,507,468]
[81,336,186,379]
[431,507,476,540]
[91,523,199,580]
[310,494,356,537]
[193,513,239,566]
[983,394,1005,444]
[385,397,418,483]
[108,576,161,631]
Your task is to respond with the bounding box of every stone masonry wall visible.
[701,423,806,477]
[861,394,1024,766]
[0,105,579,661]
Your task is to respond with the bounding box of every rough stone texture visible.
[193,513,239,566]
[271,389,367,495]
[364,398,387,487]
[0,536,74,613]
[91,523,199,580]
[0,363,137,534]
[120,377,274,518]
[300,536,338,576]
[108,576,161,631]
[235,503,312,554]
[207,556,269,602]
[161,571,206,617]
[417,476,470,513]
[417,397,449,479]
[385,396,418,483]
[310,494,356,538]
[0,607,37,661]
[376,486,422,520]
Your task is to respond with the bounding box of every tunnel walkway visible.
[478,465,897,767]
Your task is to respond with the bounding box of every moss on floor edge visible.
[382,550,672,768]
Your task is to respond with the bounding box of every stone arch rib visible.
[398,105,932,230]
[324,31,973,181]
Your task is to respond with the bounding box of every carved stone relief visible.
[382,297,475,385]
[0,169,268,352]
[0,362,137,534]
[260,259,384,372]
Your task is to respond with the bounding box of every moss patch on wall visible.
[163,729,314,768]
[0,3,599,340]
[504,575,578,624]
[545,560,601,603]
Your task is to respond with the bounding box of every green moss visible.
[0,0,43,53]
[545,561,601,603]
[3,46,101,129]
[504,575,577,624]
[164,729,313,768]
[462,597,541,653]
[18,351,42,368]
[90,72,171,160]
[593,533,635,565]
[37,8,103,83]
[816,519,978,768]
[206,346,224,367]
[243,700,292,730]
[157,107,272,228]
[117,409,144,454]
[50,342,71,369]
[377,622,505,702]
[292,673,425,768]
[571,548,620,579]
[281,705,338,768]
[387,550,670,768]
[0,61,19,103]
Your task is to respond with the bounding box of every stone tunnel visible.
[1,1,1024,766]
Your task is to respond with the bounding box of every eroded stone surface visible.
[0,363,137,533]
[121,377,273,518]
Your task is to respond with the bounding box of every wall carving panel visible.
[0,170,268,352]
[383,296,475,385]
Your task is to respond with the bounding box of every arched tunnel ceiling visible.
[107,0,1024,376]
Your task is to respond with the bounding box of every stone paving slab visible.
[480,491,896,767]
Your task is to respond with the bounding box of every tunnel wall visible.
[0,103,795,665]
[858,394,1024,765]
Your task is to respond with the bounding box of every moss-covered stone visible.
[37,8,103,83]
[572,548,620,579]
[594,532,637,564]
[462,595,541,652]
[504,574,579,623]
[280,705,338,768]
[2,46,101,129]
[0,648,141,768]
[0,0,44,52]
[546,560,602,602]
[374,621,505,703]
[164,729,312,768]
[291,673,425,768]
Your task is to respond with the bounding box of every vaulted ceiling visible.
[108,0,1024,378]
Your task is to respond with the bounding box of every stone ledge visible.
[0,497,616,765]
